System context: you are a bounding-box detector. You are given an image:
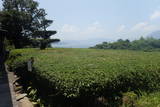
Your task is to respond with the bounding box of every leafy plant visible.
[7,48,160,106]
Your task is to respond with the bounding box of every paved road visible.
[0,72,13,107]
[0,69,18,107]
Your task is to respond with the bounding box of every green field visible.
[8,48,160,106]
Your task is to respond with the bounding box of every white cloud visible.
[84,21,104,34]
[130,22,159,32]
[58,22,107,41]
[124,21,160,40]
[131,22,148,31]
[117,25,126,32]
[150,10,160,20]
[143,25,157,32]
[61,22,104,34]
[61,24,79,33]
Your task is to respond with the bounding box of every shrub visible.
[7,48,160,106]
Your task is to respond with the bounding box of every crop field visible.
[8,48,160,106]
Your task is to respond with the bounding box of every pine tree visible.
[32,9,60,50]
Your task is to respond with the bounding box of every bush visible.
[7,48,160,106]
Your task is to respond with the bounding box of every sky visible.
[1,0,160,48]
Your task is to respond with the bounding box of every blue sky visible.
[1,0,160,48]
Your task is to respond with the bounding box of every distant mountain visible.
[147,30,160,39]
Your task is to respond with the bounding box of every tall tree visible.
[1,0,59,49]
[0,10,32,48]
[1,0,38,48]
[32,9,60,50]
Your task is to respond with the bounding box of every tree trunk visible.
[40,40,47,50]
[13,39,22,49]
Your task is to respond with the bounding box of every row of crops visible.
[7,48,160,107]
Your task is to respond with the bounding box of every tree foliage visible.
[0,10,32,48]
[32,9,59,49]
[91,37,160,51]
[0,0,59,49]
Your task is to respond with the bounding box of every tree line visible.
[90,37,160,51]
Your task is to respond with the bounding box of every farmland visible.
[8,48,160,107]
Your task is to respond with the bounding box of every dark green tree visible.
[1,0,60,49]
[32,9,60,50]
[1,0,39,48]
[91,37,160,51]
[0,10,32,48]
[1,0,59,49]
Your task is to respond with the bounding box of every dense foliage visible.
[0,0,59,49]
[7,48,160,106]
[91,37,160,51]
